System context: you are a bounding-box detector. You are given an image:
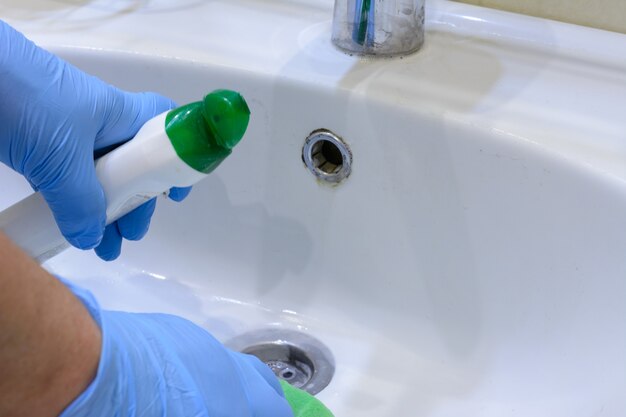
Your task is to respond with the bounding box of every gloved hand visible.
[60,278,294,417]
[0,20,190,261]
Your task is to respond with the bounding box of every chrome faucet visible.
[331,0,425,56]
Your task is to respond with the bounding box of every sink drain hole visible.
[242,343,314,389]
[226,329,335,395]
[303,129,352,184]
[281,370,295,379]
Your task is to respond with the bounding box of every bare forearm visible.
[0,231,101,417]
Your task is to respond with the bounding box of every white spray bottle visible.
[0,90,250,263]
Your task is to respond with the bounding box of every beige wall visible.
[454,0,626,34]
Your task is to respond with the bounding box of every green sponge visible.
[280,380,335,417]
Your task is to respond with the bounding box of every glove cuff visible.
[55,277,120,417]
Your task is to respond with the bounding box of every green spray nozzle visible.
[202,89,250,150]
[280,380,335,417]
[165,90,250,173]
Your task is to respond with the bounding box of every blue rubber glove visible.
[0,20,191,261]
[59,278,294,417]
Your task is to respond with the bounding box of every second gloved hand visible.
[61,279,294,417]
[0,20,190,260]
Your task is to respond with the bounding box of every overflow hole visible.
[303,129,352,183]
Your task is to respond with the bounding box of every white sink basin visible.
[2,1,626,415]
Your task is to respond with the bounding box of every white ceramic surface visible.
[1,1,626,416]
[454,0,626,34]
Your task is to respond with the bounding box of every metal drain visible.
[244,342,314,388]
[226,329,335,395]
[303,129,352,184]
